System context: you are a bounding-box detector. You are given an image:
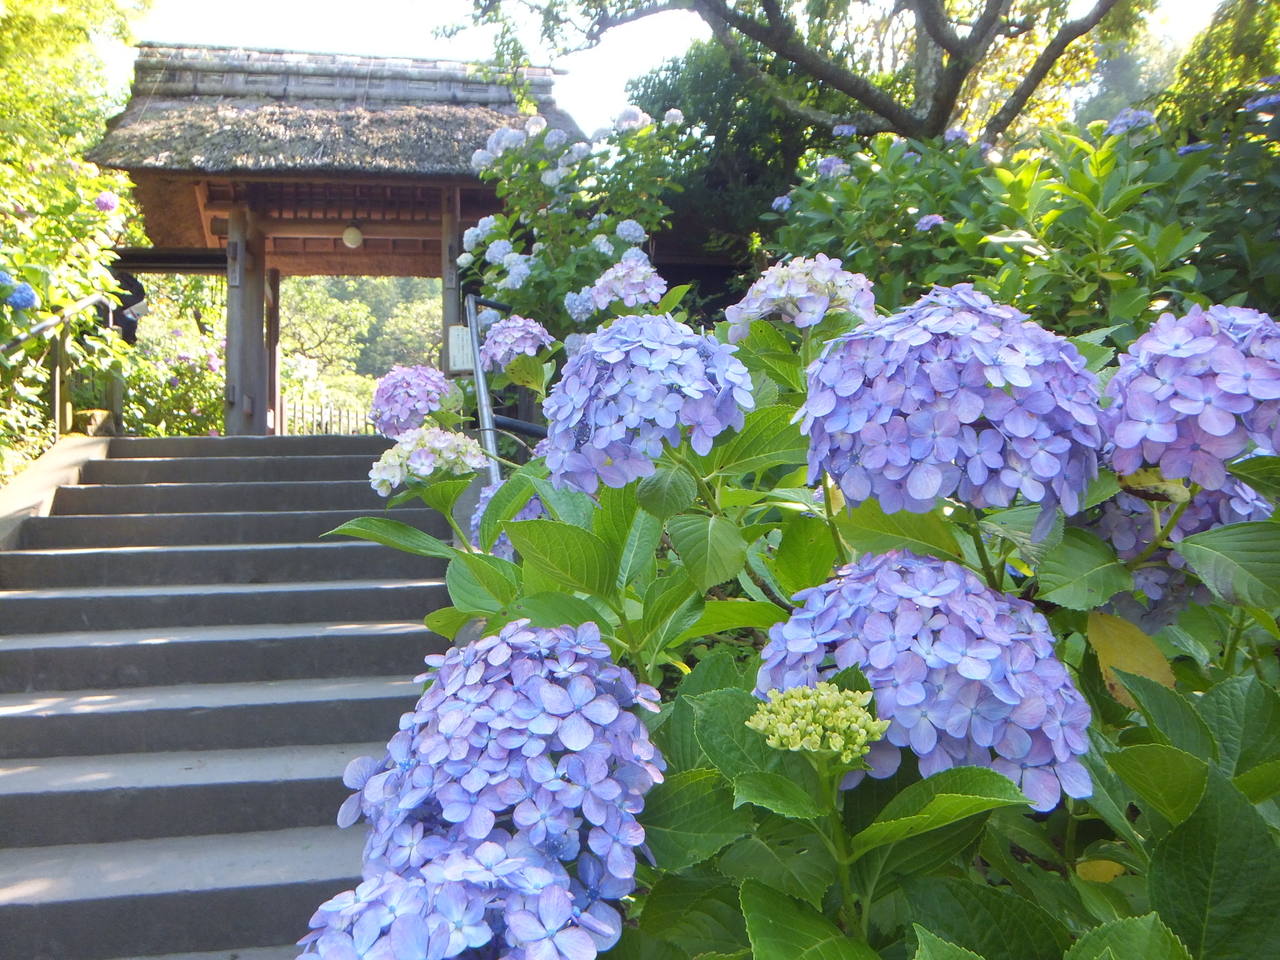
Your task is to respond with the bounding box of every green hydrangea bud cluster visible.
[747,682,890,766]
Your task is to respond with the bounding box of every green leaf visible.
[978,505,1063,566]
[689,687,777,780]
[1113,670,1217,761]
[640,574,704,661]
[902,877,1070,960]
[507,592,601,629]
[1062,914,1191,960]
[834,499,965,564]
[656,282,692,313]
[739,880,880,960]
[424,605,478,640]
[325,516,459,560]
[1227,455,1280,505]
[912,926,987,960]
[1173,521,1280,608]
[668,514,749,591]
[1108,745,1207,826]
[733,771,821,818]
[1196,675,1280,775]
[678,649,754,697]
[477,462,548,550]
[445,553,519,613]
[714,405,807,476]
[504,519,617,597]
[638,466,698,519]
[504,352,546,392]
[717,821,837,908]
[528,476,596,528]
[1233,757,1280,802]
[641,769,753,871]
[417,476,475,517]
[1087,613,1177,709]
[674,599,788,645]
[640,876,748,956]
[594,485,662,589]
[849,767,1029,860]
[1148,768,1280,960]
[608,929,683,960]
[770,513,838,595]
[1037,529,1132,610]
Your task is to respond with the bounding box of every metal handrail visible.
[464,293,504,487]
[0,293,115,357]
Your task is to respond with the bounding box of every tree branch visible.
[982,0,1123,141]
[584,1,693,43]
[909,0,965,55]
[692,0,926,134]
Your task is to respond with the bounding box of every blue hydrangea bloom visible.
[369,365,453,439]
[486,239,515,266]
[756,550,1092,812]
[299,620,664,960]
[480,315,555,372]
[1083,484,1272,632]
[771,194,792,213]
[832,123,858,137]
[542,313,754,493]
[1105,304,1280,490]
[815,155,850,177]
[587,252,666,311]
[6,282,38,310]
[470,480,547,561]
[563,289,595,326]
[800,284,1103,521]
[724,253,875,343]
[615,220,646,245]
[915,214,945,231]
[1105,108,1155,136]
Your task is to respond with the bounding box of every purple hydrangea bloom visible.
[915,213,945,231]
[470,480,547,561]
[542,313,754,493]
[944,127,970,145]
[832,123,858,137]
[370,365,453,439]
[587,252,667,311]
[94,190,120,212]
[1105,108,1156,135]
[1245,91,1280,111]
[756,551,1092,812]
[1104,304,1280,490]
[1177,142,1213,156]
[564,289,595,326]
[771,194,792,213]
[5,282,38,310]
[299,620,663,960]
[1083,484,1273,631]
[815,155,850,177]
[801,284,1103,519]
[480,315,555,372]
[725,253,876,343]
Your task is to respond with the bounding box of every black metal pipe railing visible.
[0,293,115,357]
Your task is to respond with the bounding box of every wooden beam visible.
[224,205,269,435]
[265,268,282,435]
[208,217,442,240]
[441,184,461,354]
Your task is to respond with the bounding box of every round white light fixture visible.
[341,224,364,249]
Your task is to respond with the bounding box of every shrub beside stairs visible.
[0,435,449,960]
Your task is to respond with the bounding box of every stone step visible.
[52,480,393,515]
[0,742,381,848]
[109,435,387,458]
[0,540,441,589]
[82,454,376,485]
[20,507,443,549]
[0,825,362,959]
[0,621,442,693]
[102,947,301,960]
[0,578,445,633]
[0,675,418,759]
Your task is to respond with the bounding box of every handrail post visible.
[51,326,74,435]
[465,293,503,488]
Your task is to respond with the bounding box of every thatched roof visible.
[90,42,580,177]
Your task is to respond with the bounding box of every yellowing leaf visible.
[1076,860,1125,883]
[1087,612,1175,708]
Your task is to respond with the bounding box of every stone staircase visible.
[0,435,450,960]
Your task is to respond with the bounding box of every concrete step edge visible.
[0,620,432,650]
[0,577,444,602]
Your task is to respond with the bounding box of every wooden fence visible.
[281,400,374,435]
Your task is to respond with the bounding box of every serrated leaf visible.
[1112,669,1217,760]
[640,574,704,662]
[1038,530,1132,610]
[478,463,546,550]
[1196,675,1280,775]
[717,823,836,908]
[849,766,1029,860]
[1226,455,1280,506]
[668,514,748,591]
[739,880,880,960]
[713,405,807,476]
[417,476,475,517]
[689,687,776,780]
[678,649,754,697]
[424,605,478,639]
[770,513,839,595]
[674,599,788,645]
[912,926,987,960]
[1233,757,1280,802]
[641,769,753,871]
[638,466,698,519]
[1148,768,1280,960]
[902,877,1070,960]
[325,516,459,560]
[528,476,596,528]
[507,592,601,629]
[1108,744,1207,826]
[504,519,617,597]
[1087,613,1176,709]
[1062,914,1191,960]
[640,876,748,956]
[979,505,1063,565]
[834,499,965,564]
[445,553,519,613]
[733,771,821,818]
[1173,521,1280,608]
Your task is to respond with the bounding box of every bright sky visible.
[113,0,1218,132]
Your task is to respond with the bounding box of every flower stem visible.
[967,523,1000,590]
[1127,493,1194,569]
[822,474,850,564]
